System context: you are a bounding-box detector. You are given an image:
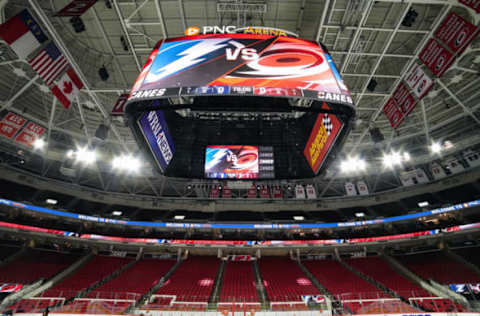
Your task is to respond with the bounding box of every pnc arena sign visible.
[185,25,298,37]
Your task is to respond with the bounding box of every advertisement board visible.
[138,110,175,172]
[205,145,274,179]
[435,12,479,54]
[128,34,353,106]
[303,103,344,174]
[419,38,455,77]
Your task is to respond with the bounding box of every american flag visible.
[29,42,68,86]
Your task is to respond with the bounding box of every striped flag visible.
[0,9,48,59]
[29,42,69,86]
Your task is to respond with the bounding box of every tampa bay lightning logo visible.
[144,39,232,83]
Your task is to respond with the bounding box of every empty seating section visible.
[303,259,386,299]
[398,251,480,284]
[345,257,432,298]
[88,258,175,299]
[259,257,319,302]
[0,245,19,260]
[0,249,77,284]
[220,261,258,302]
[43,255,133,297]
[454,247,480,266]
[155,257,220,302]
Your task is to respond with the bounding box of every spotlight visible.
[112,155,141,173]
[430,142,442,154]
[70,17,85,33]
[98,66,109,81]
[369,127,384,143]
[401,8,418,27]
[75,147,96,164]
[340,156,367,173]
[33,138,45,150]
[120,36,129,51]
[367,79,377,92]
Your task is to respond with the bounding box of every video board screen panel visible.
[138,110,175,172]
[128,34,353,106]
[205,145,274,179]
[303,103,344,174]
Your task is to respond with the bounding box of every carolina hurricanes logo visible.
[63,81,73,94]
[229,42,329,79]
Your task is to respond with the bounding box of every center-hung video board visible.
[128,34,353,106]
[125,33,355,178]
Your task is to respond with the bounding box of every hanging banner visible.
[111,93,129,116]
[345,182,357,196]
[0,112,27,139]
[273,186,283,198]
[14,121,45,148]
[295,185,306,199]
[405,65,434,99]
[435,12,479,54]
[458,0,480,13]
[222,187,232,198]
[419,38,456,77]
[55,0,99,17]
[356,180,369,195]
[305,184,317,199]
[383,83,417,129]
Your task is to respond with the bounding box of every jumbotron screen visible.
[205,145,274,179]
[128,34,353,105]
[125,32,355,179]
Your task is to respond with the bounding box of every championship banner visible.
[55,0,98,17]
[405,65,434,99]
[434,12,479,54]
[303,103,344,173]
[383,97,405,129]
[458,0,480,13]
[419,38,456,77]
[209,186,220,198]
[295,185,306,199]
[0,112,27,139]
[111,93,129,116]
[383,83,417,129]
[273,186,283,198]
[15,121,45,148]
[259,186,270,198]
[222,187,232,198]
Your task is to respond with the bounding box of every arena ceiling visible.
[0,0,479,198]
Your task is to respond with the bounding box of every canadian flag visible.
[51,67,83,109]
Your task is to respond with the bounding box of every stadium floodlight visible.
[45,198,57,205]
[33,138,45,150]
[174,215,185,220]
[66,150,74,158]
[293,216,305,221]
[341,156,367,173]
[430,142,442,154]
[75,147,96,164]
[418,201,429,207]
[112,211,122,216]
[383,151,409,168]
[112,155,141,173]
[355,212,365,217]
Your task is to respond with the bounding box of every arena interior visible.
[0,0,479,316]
